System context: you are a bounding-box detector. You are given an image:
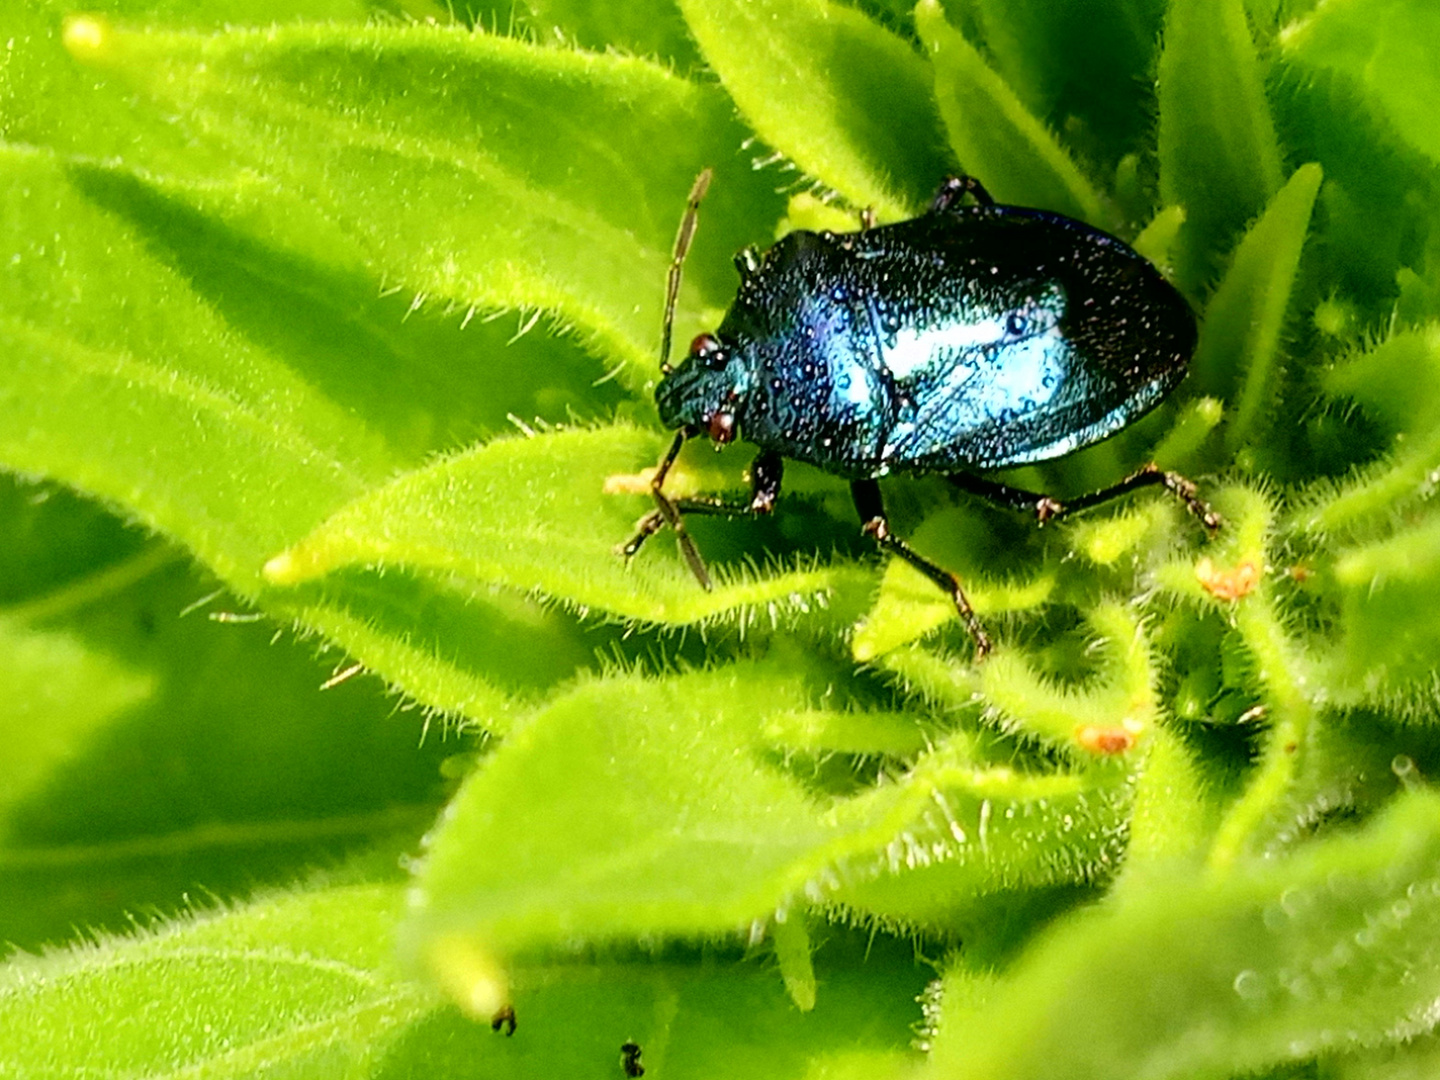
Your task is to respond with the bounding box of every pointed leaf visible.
[915,0,1109,225]
[679,0,950,216]
[0,146,390,593]
[1158,0,1285,287]
[0,617,153,834]
[1189,163,1322,454]
[265,425,855,625]
[1281,0,1440,167]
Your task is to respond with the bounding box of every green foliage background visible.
[3,0,1440,1075]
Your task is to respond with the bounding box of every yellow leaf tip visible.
[62,14,111,61]
[262,549,303,585]
[425,934,511,1021]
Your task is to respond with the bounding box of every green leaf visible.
[959,0,1167,175]
[914,0,1109,226]
[0,145,390,593]
[0,550,451,951]
[68,17,783,389]
[1189,163,1322,456]
[678,0,951,217]
[1281,0,1440,168]
[1157,0,1285,288]
[1297,328,1440,537]
[924,789,1440,1080]
[0,616,153,833]
[518,0,702,70]
[405,665,832,963]
[1331,512,1440,711]
[379,940,927,1080]
[265,425,855,625]
[0,883,435,1077]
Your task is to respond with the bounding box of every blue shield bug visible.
[622,172,1218,657]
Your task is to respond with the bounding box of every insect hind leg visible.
[947,465,1221,531]
[851,479,992,659]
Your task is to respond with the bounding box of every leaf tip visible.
[425,932,512,1022]
[62,14,113,64]
[262,548,312,586]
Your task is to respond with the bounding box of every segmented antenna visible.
[660,168,713,374]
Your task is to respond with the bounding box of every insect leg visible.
[621,449,785,587]
[851,479,992,658]
[619,430,712,588]
[948,465,1221,531]
[672,450,784,517]
[930,174,995,213]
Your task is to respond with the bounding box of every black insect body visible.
[621,1041,645,1077]
[623,173,1217,655]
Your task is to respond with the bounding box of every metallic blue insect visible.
[623,172,1217,656]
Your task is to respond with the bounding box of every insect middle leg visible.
[851,479,992,658]
[947,465,1221,531]
[620,449,785,589]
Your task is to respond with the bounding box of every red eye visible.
[690,333,719,357]
[707,411,736,444]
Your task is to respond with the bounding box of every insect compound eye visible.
[707,410,736,444]
[689,333,727,369]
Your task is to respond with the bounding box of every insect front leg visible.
[947,465,1221,531]
[851,479,992,659]
[620,449,785,589]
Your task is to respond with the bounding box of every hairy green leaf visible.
[1190,163,1322,454]
[266,425,854,625]
[925,790,1440,1080]
[68,17,783,390]
[1157,0,1285,288]
[0,145,390,592]
[1281,0,1440,167]
[0,883,435,1077]
[915,0,1109,225]
[679,0,951,217]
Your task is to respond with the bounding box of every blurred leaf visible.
[1281,0,1440,168]
[925,789,1440,1080]
[1157,0,1285,289]
[0,616,153,832]
[679,0,951,217]
[0,553,450,951]
[1299,327,1440,536]
[960,0,1167,175]
[915,0,1109,226]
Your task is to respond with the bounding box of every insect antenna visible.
[660,168,713,373]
